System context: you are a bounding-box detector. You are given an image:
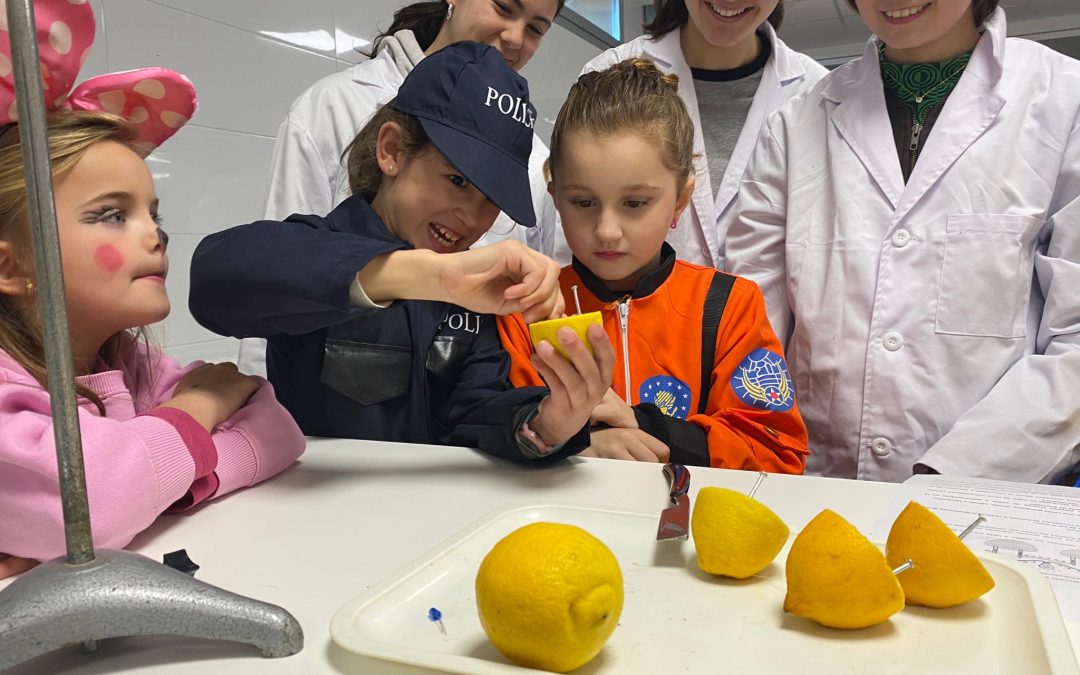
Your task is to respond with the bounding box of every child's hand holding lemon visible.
[526,323,614,453]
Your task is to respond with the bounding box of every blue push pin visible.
[428,607,447,636]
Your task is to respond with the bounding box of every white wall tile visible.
[621,0,648,42]
[101,0,338,137]
[140,325,236,365]
[166,338,243,366]
[160,233,225,347]
[146,0,338,59]
[79,0,110,80]
[521,23,602,143]
[149,124,275,236]
[331,0,383,63]
[332,0,403,47]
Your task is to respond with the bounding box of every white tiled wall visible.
[78,0,600,365]
[522,20,603,139]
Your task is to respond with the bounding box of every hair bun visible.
[550,56,695,186]
[621,57,680,90]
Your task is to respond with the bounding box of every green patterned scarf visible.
[879,44,973,124]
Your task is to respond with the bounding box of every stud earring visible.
[25,279,34,293]
[670,218,678,230]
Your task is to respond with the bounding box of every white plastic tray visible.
[330,504,1080,674]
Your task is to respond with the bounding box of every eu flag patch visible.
[639,375,692,419]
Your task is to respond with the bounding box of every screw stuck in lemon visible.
[784,509,904,629]
[886,501,995,608]
[475,522,623,673]
[692,487,789,578]
[528,312,603,359]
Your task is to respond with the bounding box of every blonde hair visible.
[343,100,430,202]
[0,111,147,414]
[548,58,695,187]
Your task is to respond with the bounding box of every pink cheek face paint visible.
[94,244,124,275]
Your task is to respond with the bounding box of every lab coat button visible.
[871,437,893,457]
[882,332,904,351]
[891,229,912,247]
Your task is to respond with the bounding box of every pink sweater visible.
[0,344,305,561]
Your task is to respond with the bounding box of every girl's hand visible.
[160,363,261,432]
[436,241,564,322]
[590,388,638,429]
[0,553,38,580]
[527,324,614,447]
[583,428,670,463]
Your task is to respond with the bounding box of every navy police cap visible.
[396,41,537,228]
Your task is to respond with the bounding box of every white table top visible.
[2,438,1077,673]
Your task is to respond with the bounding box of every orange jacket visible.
[497,246,808,472]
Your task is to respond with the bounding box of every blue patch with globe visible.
[730,349,794,411]
[639,376,691,419]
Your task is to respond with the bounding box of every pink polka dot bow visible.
[0,0,197,149]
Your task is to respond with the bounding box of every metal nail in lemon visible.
[528,312,603,359]
[784,509,905,629]
[475,522,623,672]
[692,486,789,579]
[886,501,995,608]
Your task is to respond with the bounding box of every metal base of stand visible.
[0,549,303,670]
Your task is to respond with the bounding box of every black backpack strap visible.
[698,272,736,414]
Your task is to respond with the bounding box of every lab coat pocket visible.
[935,214,1042,338]
[320,339,411,406]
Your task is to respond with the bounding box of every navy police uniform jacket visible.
[189,195,586,463]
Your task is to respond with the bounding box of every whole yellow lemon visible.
[784,509,905,629]
[886,501,995,608]
[475,522,623,672]
[692,487,790,578]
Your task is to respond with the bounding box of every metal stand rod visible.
[7,0,93,566]
[0,1,304,668]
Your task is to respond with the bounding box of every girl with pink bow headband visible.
[0,0,305,579]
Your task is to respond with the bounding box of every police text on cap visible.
[484,87,535,129]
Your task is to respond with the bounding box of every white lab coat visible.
[577,23,827,268]
[726,10,1080,484]
[238,43,562,375]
